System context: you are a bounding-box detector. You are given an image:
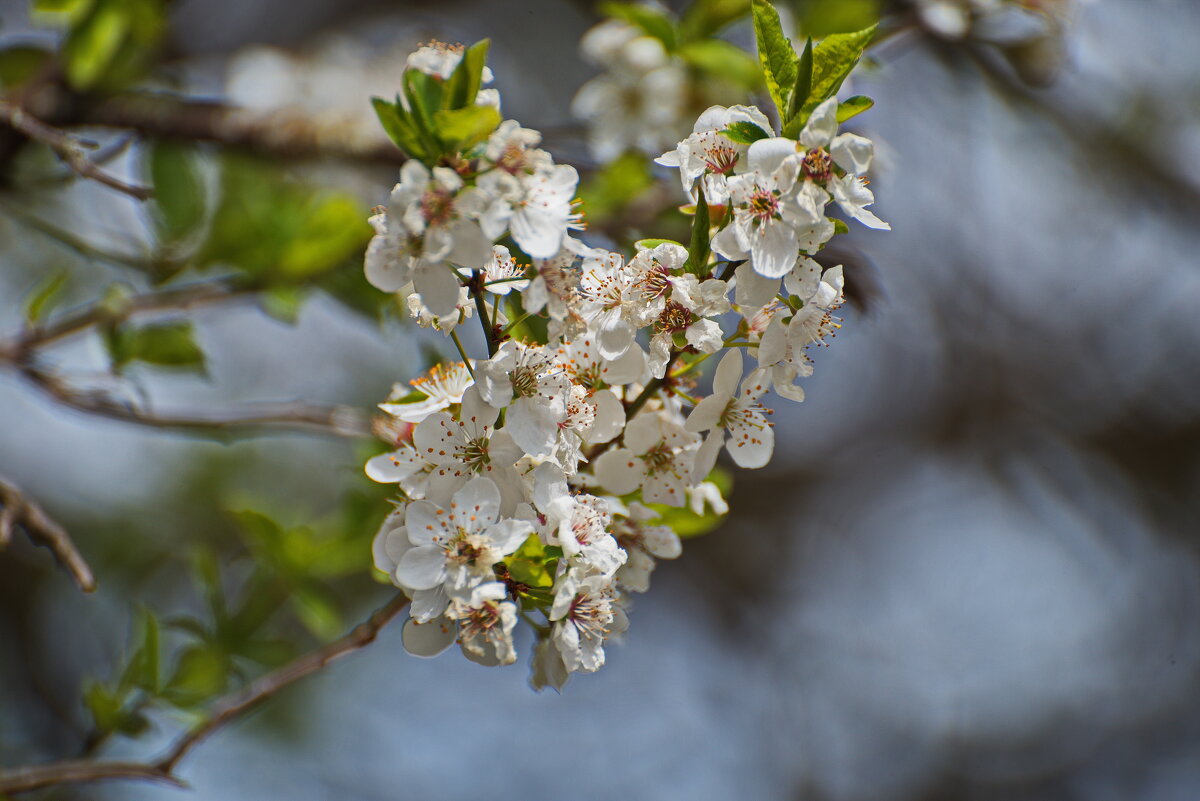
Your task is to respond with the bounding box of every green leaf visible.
[789,37,814,122]
[751,0,798,120]
[599,1,676,50]
[0,45,53,90]
[163,645,229,708]
[402,70,443,157]
[371,98,427,160]
[106,320,205,372]
[432,104,502,152]
[133,607,160,693]
[291,584,342,640]
[31,0,95,25]
[147,140,205,243]
[634,238,685,251]
[83,680,121,731]
[23,270,68,324]
[62,0,128,90]
[259,285,306,324]
[832,218,850,235]
[678,40,760,90]
[278,193,371,279]
[505,534,554,590]
[679,0,750,41]
[782,25,877,136]
[836,95,874,122]
[720,121,771,145]
[647,467,732,539]
[682,183,711,276]
[443,38,490,110]
[577,151,654,223]
[796,0,880,37]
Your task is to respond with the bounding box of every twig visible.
[18,366,373,440]
[0,477,96,592]
[155,592,410,773]
[0,593,411,795]
[0,100,153,201]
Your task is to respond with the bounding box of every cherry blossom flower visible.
[378,361,474,424]
[594,411,700,506]
[550,570,627,673]
[686,349,774,476]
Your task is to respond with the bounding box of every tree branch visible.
[0,100,153,200]
[0,593,411,795]
[0,476,95,592]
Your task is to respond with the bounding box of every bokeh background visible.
[3,0,1200,799]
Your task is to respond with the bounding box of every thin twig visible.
[0,593,410,795]
[0,100,153,200]
[155,592,410,772]
[0,477,95,592]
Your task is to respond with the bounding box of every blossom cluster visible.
[364,37,886,689]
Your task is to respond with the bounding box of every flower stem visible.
[450,331,475,376]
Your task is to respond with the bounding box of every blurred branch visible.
[0,280,374,439]
[0,199,172,275]
[0,593,411,796]
[0,476,95,592]
[0,101,153,200]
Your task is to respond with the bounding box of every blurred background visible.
[2,0,1200,799]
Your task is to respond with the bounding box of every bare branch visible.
[0,100,154,201]
[18,365,374,440]
[0,593,410,796]
[156,592,411,772]
[0,477,95,592]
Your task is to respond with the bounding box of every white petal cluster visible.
[365,47,888,690]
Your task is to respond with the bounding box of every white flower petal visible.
[402,617,456,657]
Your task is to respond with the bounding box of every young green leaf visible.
[62,0,128,89]
[678,40,761,90]
[634,238,685,251]
[163,645,229,708]
[682,183,711,276]
[720,120,771,145]
[433,104,502,152]
[808,25,877,107]
[147,140,205,243]
[751,0,798,120]
[444,38,490,110]
[836,95,874,122]
[106,320,206,372]
[23,270,68,324]
[789,37,814,122]
[679,0,751,41]
[371,98,427,160]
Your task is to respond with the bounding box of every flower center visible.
[567,592,610,639]
[420,187,456,226]
[455,436,491,471]
[801,147,833,183]
[746,188,781,225]
[640,441,676,476]
[654,302,693,334]
[704,142,738,175]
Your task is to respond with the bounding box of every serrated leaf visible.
[783,25,877,136]
[600,1,676,50]
[682,183,711,276]
[147,140,205,243]
[678,39,760,89]
[23,270,67,324]
[720,121,771,145]
[751,0,798,120]
[836,95,874,122]
[106,320,205,372]
[432,104,502,152]
[443,38,490,109]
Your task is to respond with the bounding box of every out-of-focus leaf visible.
[433,104,502,152]
[163,645,229,708]
[291,584,342,640]
[578,151,653,223]
[443,38,490,110]
[31,0,94,25]
[837,95,874,122]
[505,534,554,589]
[259,285,306,324]
[133,607,160,693]
[236,637,296,668]
[278,194,370,279]
[796,0,880,37]
[600,1,677,50]
[83,680,121,731]
[62,0,127,89]
[105,320,205,373]
[147,140,205,244]
[0,45,53,89]
[678,39,760,90]
[647,466,732,538]
[679,0,750,41]
[23,270,67,324]
[752,0,798,120]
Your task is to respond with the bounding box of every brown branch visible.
[0,593,410,796]
[17,365,374,440]
[156,592,411,772]
[0,477,95,592]
[0,100,153,200]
